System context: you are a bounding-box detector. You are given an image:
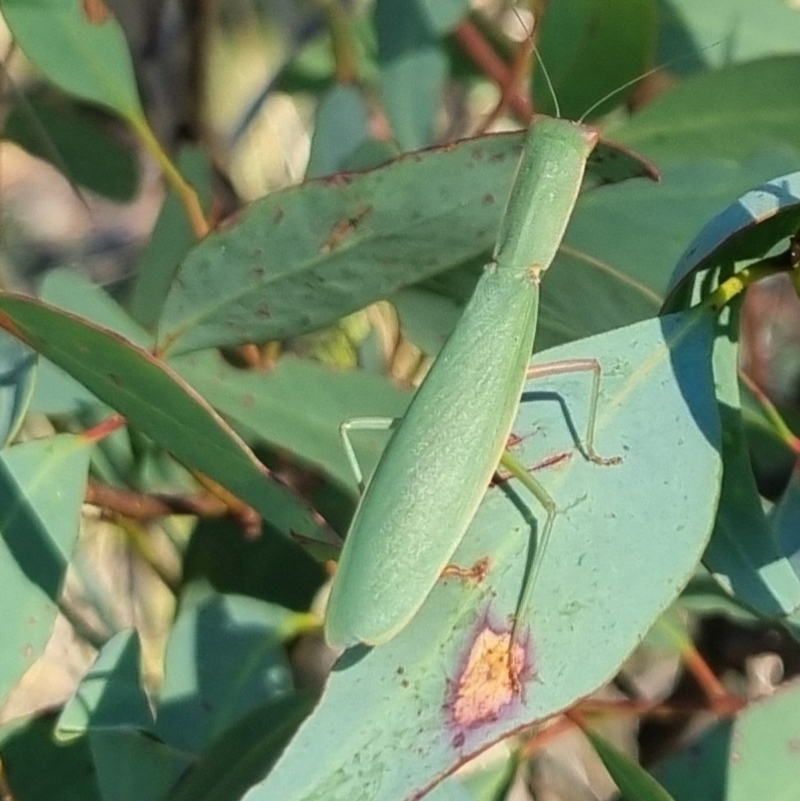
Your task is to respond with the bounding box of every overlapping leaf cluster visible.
[1,2,800,801]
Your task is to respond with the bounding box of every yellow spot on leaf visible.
[451,627,526,727]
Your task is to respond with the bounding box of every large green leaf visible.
[610,57,800,164]
[0,293,337,548]
[0,435,90,704]
[156,130,654,356]
[243,310,722,801]
[0,0,143,121]
[157,132,524,354]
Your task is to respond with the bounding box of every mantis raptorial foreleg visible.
[339,417,399,492]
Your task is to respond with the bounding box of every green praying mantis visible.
[324,65,652,673]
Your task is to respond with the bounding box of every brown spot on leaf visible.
[448,623,529,729]
[0,311,27,344]
[531,451,572,471]
[82,0,112,24]
[441,557,490,583]
[322,173,353,188]
[494,449,572,487]
[506,432,523,448]
[321,206,372,253]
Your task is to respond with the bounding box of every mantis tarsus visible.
[324,114,621,668]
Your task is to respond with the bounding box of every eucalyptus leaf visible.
[0,293,337,548]
[3,91,138,201]
[611,57,800,164]
[244,310,722,801]
[655,681,800,800]
[0,330,37,447]
[0,0,143,121]
[57,630,154,741]
[156,130,655,356]
[375,0,447,150]
[155,588,297,753]
[171,350,411,490]
[0,435,90,704]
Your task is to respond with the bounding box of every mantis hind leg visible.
[339,417,401,491]
[502,357,618,689]
[525,358,620,466]
[499,450,557,692]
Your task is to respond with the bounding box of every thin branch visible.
[454,18,532,126]
[85,479,228,520]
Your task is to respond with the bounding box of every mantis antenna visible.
[532,45,561,119]
[578,41,722,123]
[510,5,562,118]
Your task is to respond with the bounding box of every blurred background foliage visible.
[1,2,800,801]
